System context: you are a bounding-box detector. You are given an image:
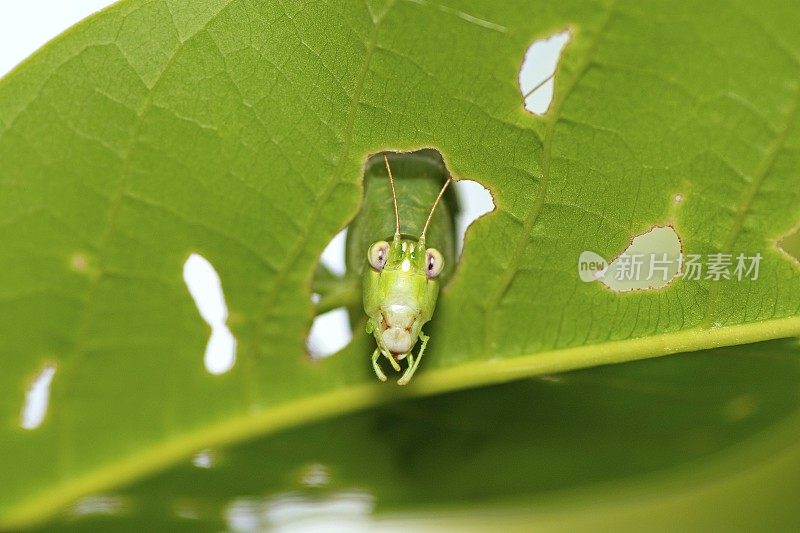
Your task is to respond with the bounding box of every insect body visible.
[345,150,457,385]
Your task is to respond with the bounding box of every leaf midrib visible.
[5,313,800,529]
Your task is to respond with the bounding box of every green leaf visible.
[36,339,800,530]
[1,0,799,527]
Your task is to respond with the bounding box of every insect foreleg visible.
[368,317,402,372]
[371,348,387,382]
[383,350,401,372]
[398,331,429,385]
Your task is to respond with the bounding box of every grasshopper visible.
[315,150,457,385]
[362,152,454,385]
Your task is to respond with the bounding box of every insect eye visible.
[425,248,444,279]
[368,241,390,271]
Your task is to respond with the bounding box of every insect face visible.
[364,238,435,357]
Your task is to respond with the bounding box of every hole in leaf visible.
[261,491,374,532]
[452,179,495,257]
[20,362,56,430]
[320,228,348,277]
[225,498,264,533]
[518,29,571,115]
[307,307,353,359]
[69,495,128,517]
[192,448,216,469]
[299,463,331,487]
[579,226,683,292]
[308,228,353,359]
[183,253,237,374]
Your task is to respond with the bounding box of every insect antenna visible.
[383,154,401,240]
[420,176,452,243]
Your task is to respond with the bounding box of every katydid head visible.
[364,237,442,356]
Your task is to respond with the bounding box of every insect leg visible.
[312,264,359,315]
[383,350,401,371]
[398,331,429,385]
[370,324,402,372]
[371,348,387,382]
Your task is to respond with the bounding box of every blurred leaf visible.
[43,339,800,530]
[1,0,800,527]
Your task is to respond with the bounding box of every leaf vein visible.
[482,0,619,353]
[701,76,800,326]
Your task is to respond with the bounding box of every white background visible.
[0,1,116,77]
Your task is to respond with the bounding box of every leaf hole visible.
[452,179,495,257]
[224,491,374,532]
[580,226,684,292]
[518,29,571,115]
[191,448,217,469]
[307,229,354,359]
[265,491,374,530]
[69,495,128,518]
[307,307,353,359]
[183,253,237,374]
[19,361,57,430]
[298,463,331,487]
[320,228,347,277]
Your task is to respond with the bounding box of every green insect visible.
[315,150,458,385]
